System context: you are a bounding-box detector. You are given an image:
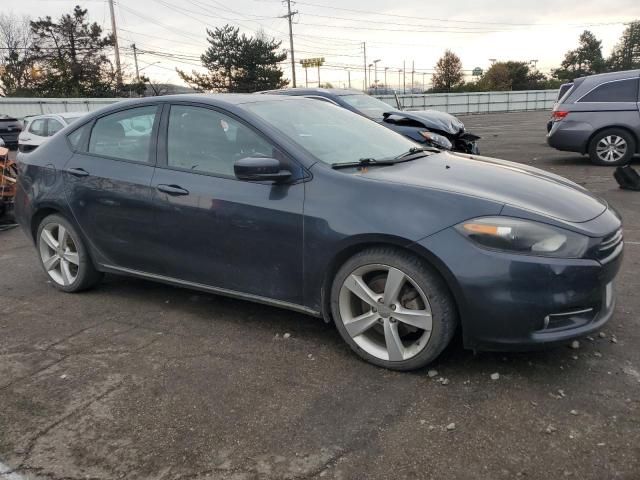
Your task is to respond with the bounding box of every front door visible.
[150,103,305,305]
[63,104,162,272]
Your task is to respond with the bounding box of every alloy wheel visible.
[338,264,433,362]
[596,135,627,163]
[38,223,80,287]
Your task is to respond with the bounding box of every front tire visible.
[36,214,103,292]
[588,128,635,166]
[330,247,457,371]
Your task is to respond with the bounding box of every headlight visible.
[419,131,452,150]
[455,217,589,258]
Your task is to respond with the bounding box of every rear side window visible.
[578,78,639,103]
[88,106,158,162]
[67,123,91,150]
[47,119,64,137]
[557,83,573,102]
[29,119,46,136]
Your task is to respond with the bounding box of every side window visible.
[29,119,47,136]
[88,105,158,162]
[167,105,274,176]
[67,123,91,151]
[47,119,64,137]
[579,78,640,103]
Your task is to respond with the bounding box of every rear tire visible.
[588,128,635,166]
[36,214,103,292]
[330,247,457,371]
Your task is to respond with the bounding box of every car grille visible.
[597,228,623,263]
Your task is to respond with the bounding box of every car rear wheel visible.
[37,214,103,292]
[589,129,636,166]
[330,247,457,371]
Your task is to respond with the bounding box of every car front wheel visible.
[37,214,103,292]
[589,128,636,166]
[331,247,457,371]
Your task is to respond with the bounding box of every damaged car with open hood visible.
[258,88,481,154]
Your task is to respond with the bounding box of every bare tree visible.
[0,12,34,96]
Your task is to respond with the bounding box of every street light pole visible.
[373,59,381,93]
[384,67,388,90]
[403,60,406,94]
[347,69,351,89]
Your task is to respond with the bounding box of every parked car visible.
[15,95,622,370]
[547,69,640,165]
[0,114,22,150]
[19,112,86,153]
[259,88,480,154]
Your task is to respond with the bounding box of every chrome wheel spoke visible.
[57,225,68,247]
[384,320,404,361]
[43,254,60,271]
[60,259,73,286]
[344,274,380,307]
[42,229,58,250]
[392,306,432,331]
[344,310,380,338]
[383,267,405,305]
[63,251,79,265]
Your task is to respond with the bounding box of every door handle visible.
[157,184,189,196]
[65,167,90,177]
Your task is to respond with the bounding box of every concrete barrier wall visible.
[374,89,558,115]
[0,98,121,119]
[0,89,558,120]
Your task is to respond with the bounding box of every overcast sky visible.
[9,0,640,89]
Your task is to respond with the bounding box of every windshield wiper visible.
[331,157,401,169]
[394,146,439,159]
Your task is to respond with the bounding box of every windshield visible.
[243,98,418,165]
[339,94,396,120]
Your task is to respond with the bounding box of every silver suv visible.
[547,69,640,166]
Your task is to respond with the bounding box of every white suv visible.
[19,112,87,152]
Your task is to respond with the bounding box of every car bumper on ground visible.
[416,225,623,351]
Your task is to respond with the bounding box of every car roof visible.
[25,112,87,120]
[258,88,363,97]
[575,69,640,83]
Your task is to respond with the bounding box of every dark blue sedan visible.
[14,95,622,370]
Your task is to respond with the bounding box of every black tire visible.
[36,214,103,292]
[330,247,457,371]
[588,128,636,166]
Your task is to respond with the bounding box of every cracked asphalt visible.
[1,110,639,479]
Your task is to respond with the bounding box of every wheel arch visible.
[319,235,462,328]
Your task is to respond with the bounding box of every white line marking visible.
[0,460,25,480]
[626,241,640,245]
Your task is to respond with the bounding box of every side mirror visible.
[234,157,292,182]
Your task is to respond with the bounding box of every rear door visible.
[63,104,163,272]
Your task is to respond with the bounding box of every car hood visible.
[383,110,465,135]
[358,152,607,223]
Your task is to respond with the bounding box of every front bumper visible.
[416,226,623,351]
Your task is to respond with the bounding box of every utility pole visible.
[411,61,415,93]
[282,0,298,87]
[108,0,122,88]
[422,72,426,92]
[347,69,351,89]
[384,67,388,90]
[362,42,367,92]
[317,63,321,87]
[131,44,140,81]
[403,60,406,94]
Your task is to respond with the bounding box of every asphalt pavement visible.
[1,110,639,480]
